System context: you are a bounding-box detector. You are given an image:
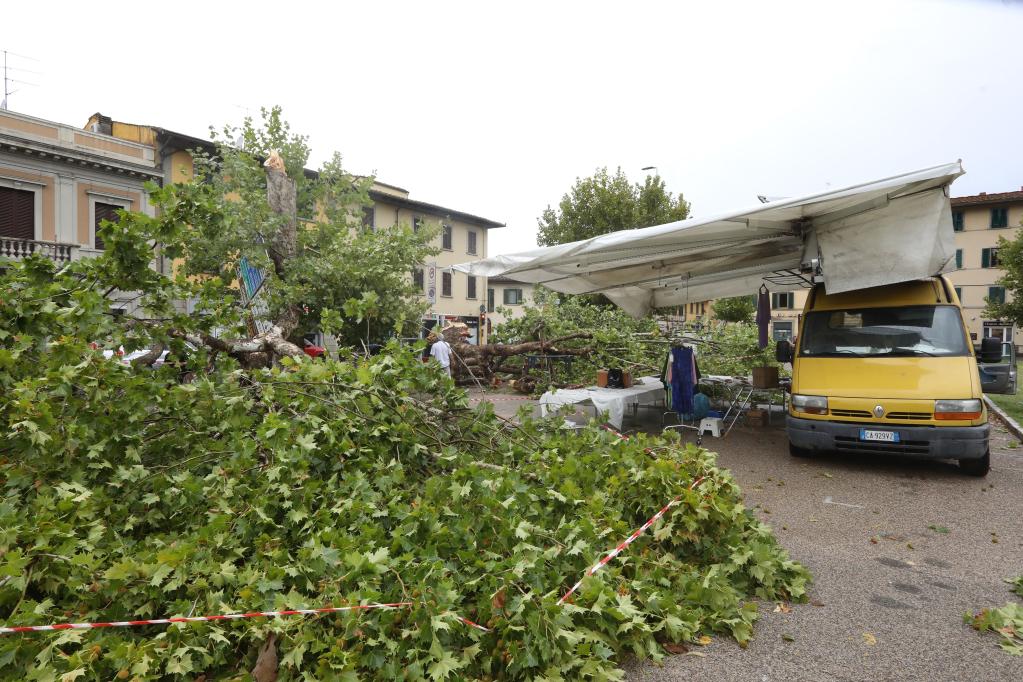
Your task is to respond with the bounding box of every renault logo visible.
[873,405,885,418]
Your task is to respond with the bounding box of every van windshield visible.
[799,305,969,357]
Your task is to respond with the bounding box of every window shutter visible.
[982,249,990,268]
[0,186,35,240]
[94,202,122,250]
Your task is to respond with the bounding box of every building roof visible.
[487,275,531,284]
[147,123,502,227]
[368,190,505,229]
[951,189,1023,208]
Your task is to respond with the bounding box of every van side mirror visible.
[776,339,794,364]
[980,337,1003,364]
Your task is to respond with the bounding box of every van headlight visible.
[792,394,828,415]
[934,399,982,420]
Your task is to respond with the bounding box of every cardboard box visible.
[752,366,779,388]
[746,408,767,427]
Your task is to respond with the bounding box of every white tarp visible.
[455,162,964,317]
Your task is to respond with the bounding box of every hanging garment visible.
[756,287,771,350]
[671,346,696,417]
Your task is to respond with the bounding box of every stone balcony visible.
[0,236,79,264]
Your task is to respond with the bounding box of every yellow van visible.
[777,276,1002,476]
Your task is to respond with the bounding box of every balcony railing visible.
[0,237,79,264]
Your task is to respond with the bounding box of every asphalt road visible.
[626,418,1023,682]
[469,390,1023,681]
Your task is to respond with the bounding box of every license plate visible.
[860,429,900,443]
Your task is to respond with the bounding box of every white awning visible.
[455,162,964,317]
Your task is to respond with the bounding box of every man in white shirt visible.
[429,333,452,376]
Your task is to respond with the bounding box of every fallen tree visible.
[439,323,593,385]
[0,248,810,680]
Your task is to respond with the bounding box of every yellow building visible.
[363,183,503,343]
[946,189,1023,343]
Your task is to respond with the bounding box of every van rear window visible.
[799,305,969,357]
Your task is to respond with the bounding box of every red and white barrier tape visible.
[0,602,413,636]
[455,615,491,632]
[557,475,705,605]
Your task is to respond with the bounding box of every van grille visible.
[834,436,930,456]
[886,411,932,420]
[831,409,872,418]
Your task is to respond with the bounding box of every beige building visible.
[363,184,503,343]
[486,276,535,326]
[946,189,1023,343]
[0,109,161,313]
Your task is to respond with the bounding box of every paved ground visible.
[469,389,1023,681]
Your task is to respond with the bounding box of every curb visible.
[983,395,1023,442]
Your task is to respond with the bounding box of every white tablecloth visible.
[538,376,665,429]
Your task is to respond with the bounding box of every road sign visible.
[426,264,437,304]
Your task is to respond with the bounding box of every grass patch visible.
[987,391,1023,425]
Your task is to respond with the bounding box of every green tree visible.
[713,296,756,324]
[984,220,1023,325]
[537,167,690,246]
[170,106,439,355]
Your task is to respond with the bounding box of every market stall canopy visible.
[454,162,964,317]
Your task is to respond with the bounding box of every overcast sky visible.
[3,0,1021,256]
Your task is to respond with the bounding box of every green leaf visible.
[428,650,464,680]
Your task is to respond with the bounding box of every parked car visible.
[977,341,1017,395]
[777,276,999,476]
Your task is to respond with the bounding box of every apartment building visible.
[363,185,503,343]
[946,189,1023,343]
[0,109,161,313]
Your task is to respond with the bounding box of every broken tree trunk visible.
[440,327,593,385]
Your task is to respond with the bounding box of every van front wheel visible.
[789,442,813,458]
[959,450,990,477]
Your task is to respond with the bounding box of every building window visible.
[988,286,1006,304]
[467,275,477,299]
[985,325,1013,343]
[487,288,495,312]
[0,186,35,241]
[952,211,964,232]
[955,249,963,269]
[772,321,793,341]
[467,230,477,255]
[361,205,375,230]
[503,288,523,305]
[413,216,423,233]
[441,271,452,297]
[93,202,123,251]
[442,224,453,250]
[771,292,794,309]
[954,286,963,303]
[982,247,1000,268]
[991,208,1008,229]
[412,267,424,291]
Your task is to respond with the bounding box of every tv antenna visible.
[2,50,41,111]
